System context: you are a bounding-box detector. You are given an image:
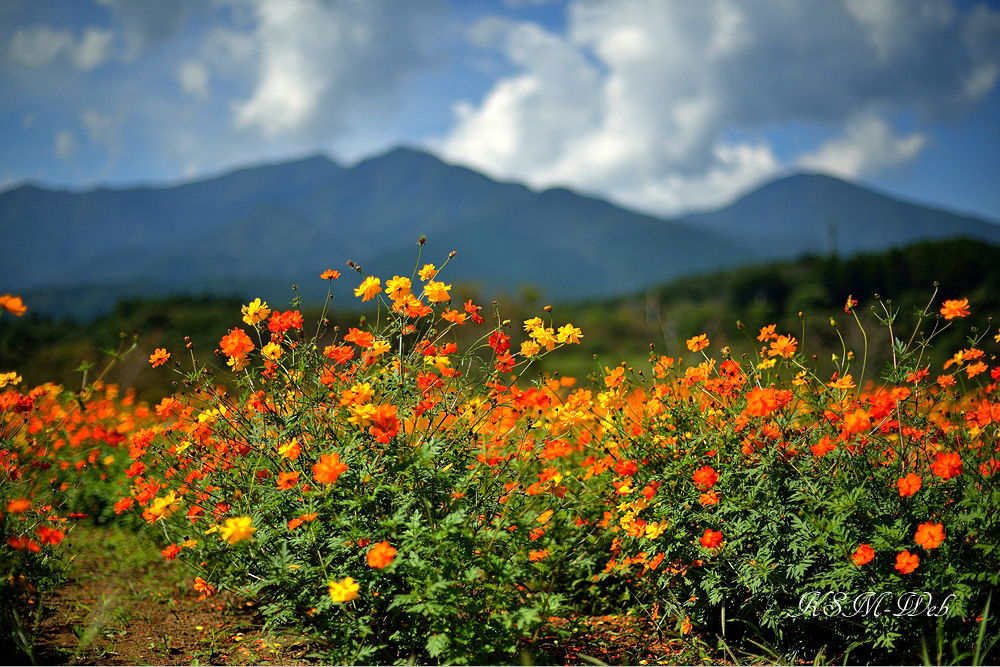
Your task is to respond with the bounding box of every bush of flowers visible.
[6,242,1000,664]
[116,253,611,664]
[592,295,999,662]
[1,294,170,661]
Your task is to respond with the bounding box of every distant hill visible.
[677,173,1000,258]
[2,147,999,318]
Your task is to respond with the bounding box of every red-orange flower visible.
[940,298,970,320]
[0,294,26,317]
[366,541,397,569]
[914,522,945,549]
[149,348,170,367]
[277,471,300,490]
[852,544,874,565]
[897,473,921,497]
[700,529,723,549]
[930,451,963,480]
[895,550,919,574]
[36,525,65,545]
[162,544,182,561]
[321,269,340,280]
[693,465,718,490]
[313,452,348,484]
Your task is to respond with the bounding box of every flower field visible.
[2,249,999,665]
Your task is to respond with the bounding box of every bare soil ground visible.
[32,524,737,666]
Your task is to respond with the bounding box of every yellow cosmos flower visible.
[556,324,583,344]
[220,517,255,545]
[384,276,412,301]
[242,298,271,326]
[520,340,541,357]
[424,280,451,303]
[355,276,381,301]
[261,342,283,361]
[0,371,22,387]
[329,577,360,603]
[148,491,181,521]
[418,264,437,281]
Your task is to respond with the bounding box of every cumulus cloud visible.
[227,0,442,139]
[9,24,114,69]
[796,114,927,179]
[440,0,1000,215]
[55,130,76,160]
[177,59,210,99]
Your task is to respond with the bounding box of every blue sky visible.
[2,0,999,220]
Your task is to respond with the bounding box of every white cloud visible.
[9,24,114,70]
[55,130,76,160]
[438,0,1000,215]
[177,60,210,99]
[228,0,441,139]
[796,114,927,179]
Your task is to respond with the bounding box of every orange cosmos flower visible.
[369,404,400,443]
[914,522,945,549]
[940,298,970,320]
[828,374,856,390]
[220,328,254,358]
[277,471,300,490]
[343,328,374,348]
[366,541,397,569]
[418,264,437,281]
[897,473,921,497]
[930,451,963,480]
[757,324,777,341]
[768,335,797,358]
[842,408,872,436]
[313,452,348,484]
[895,550,919,574]
[529,549,550,562]
[852,544,874,565]
[7,498,30,513]
[320,269,340,280]
[744,387,779,417]
[162,544,182,561]
[700,529,723,549]
[0,295,26,317]
[693,465,718,490]
[810,436,836,458]
[149,348,170,367]
[194,577,217,597]
[686,334,709,352]
[699,490,720,506]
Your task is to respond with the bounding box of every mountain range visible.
[2,146,999,319]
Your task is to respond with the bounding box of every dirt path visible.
[33,524,730,666]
